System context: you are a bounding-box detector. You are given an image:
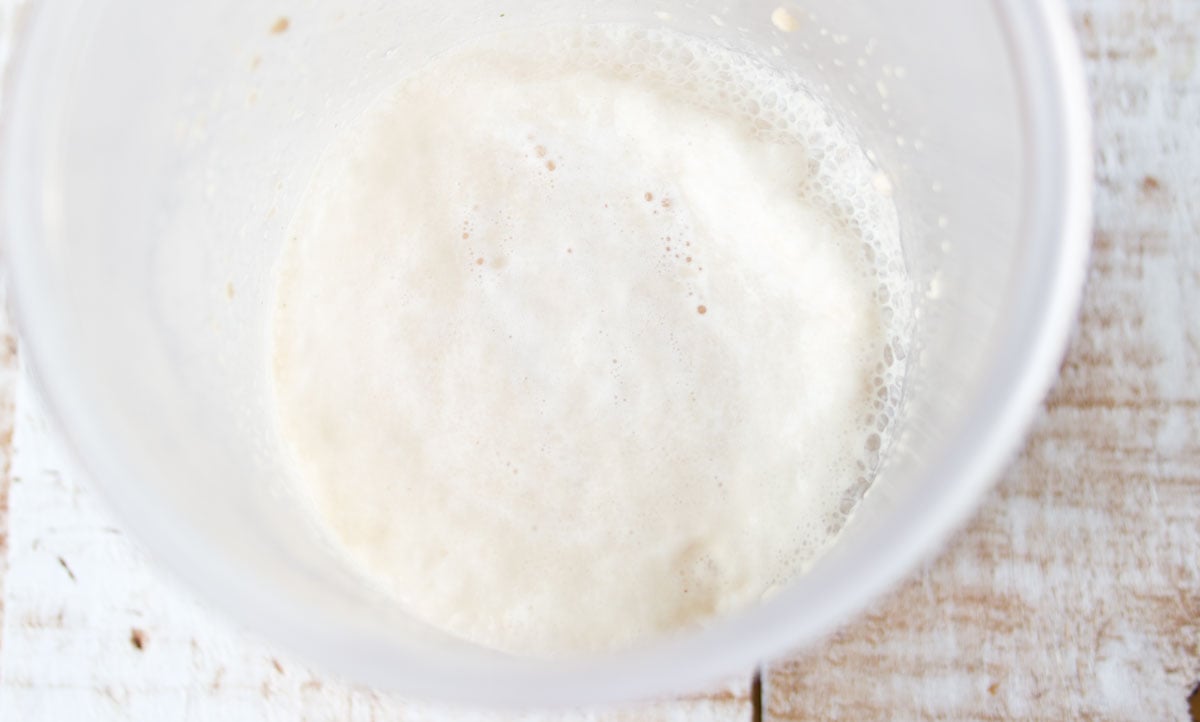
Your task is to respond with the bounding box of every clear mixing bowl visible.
[1,0,1090,707]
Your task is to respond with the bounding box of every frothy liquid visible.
[272,25,909,655]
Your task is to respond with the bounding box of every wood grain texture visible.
[0,0,29,657]
[0,282,16,656]
[765,1,1200,720]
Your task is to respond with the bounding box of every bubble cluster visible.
[536,23,912,539]
[274,23,916,650]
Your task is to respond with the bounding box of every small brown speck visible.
[271,658,284,674]
[988,682,1000,695]
[462,232,470,239]
[57,556,76,582]
[1141,175,1161,193]
[130,628,147,651]
[661,198,672,208]
[475,257,484,265]
[567,248,573,253]
[250,55,262,70]
[225,282,235,300]
[697,305,707,315]
[546,160,556,171]
[644,192,654,201]
[535,145,547,157]
[686,257,692,263]
[270,17,290,34]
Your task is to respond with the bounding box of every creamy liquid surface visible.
[272,25,909,655]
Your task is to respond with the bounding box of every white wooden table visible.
[1,1,1197,720]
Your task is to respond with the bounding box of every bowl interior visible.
[2,0,1089,705]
